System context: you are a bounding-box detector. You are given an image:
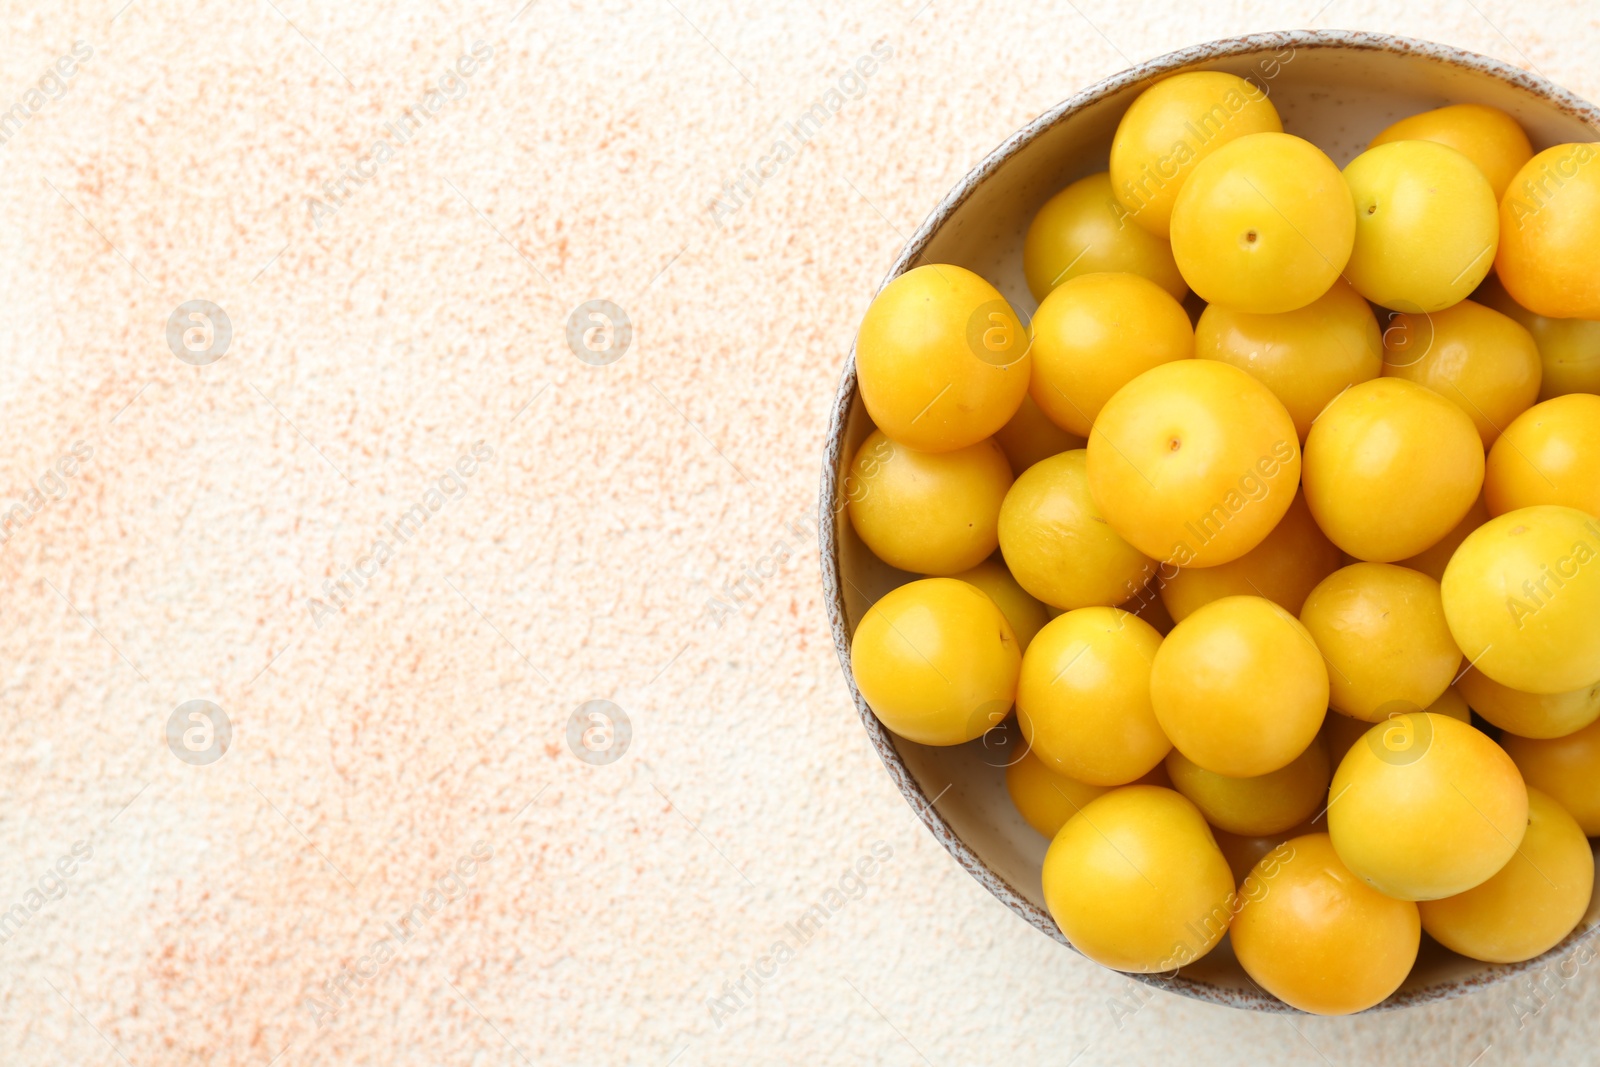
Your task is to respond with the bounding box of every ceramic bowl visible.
[819,29,1600,1012]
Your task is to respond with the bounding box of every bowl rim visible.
[817,27,1600,1014]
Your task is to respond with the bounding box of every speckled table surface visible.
[0,2,1596,1065]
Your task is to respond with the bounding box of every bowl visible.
[819,29,1600,1012]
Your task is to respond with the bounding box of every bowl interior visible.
[827,32,1600,1011]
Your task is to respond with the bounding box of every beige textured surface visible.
[1,1,1598,1064]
